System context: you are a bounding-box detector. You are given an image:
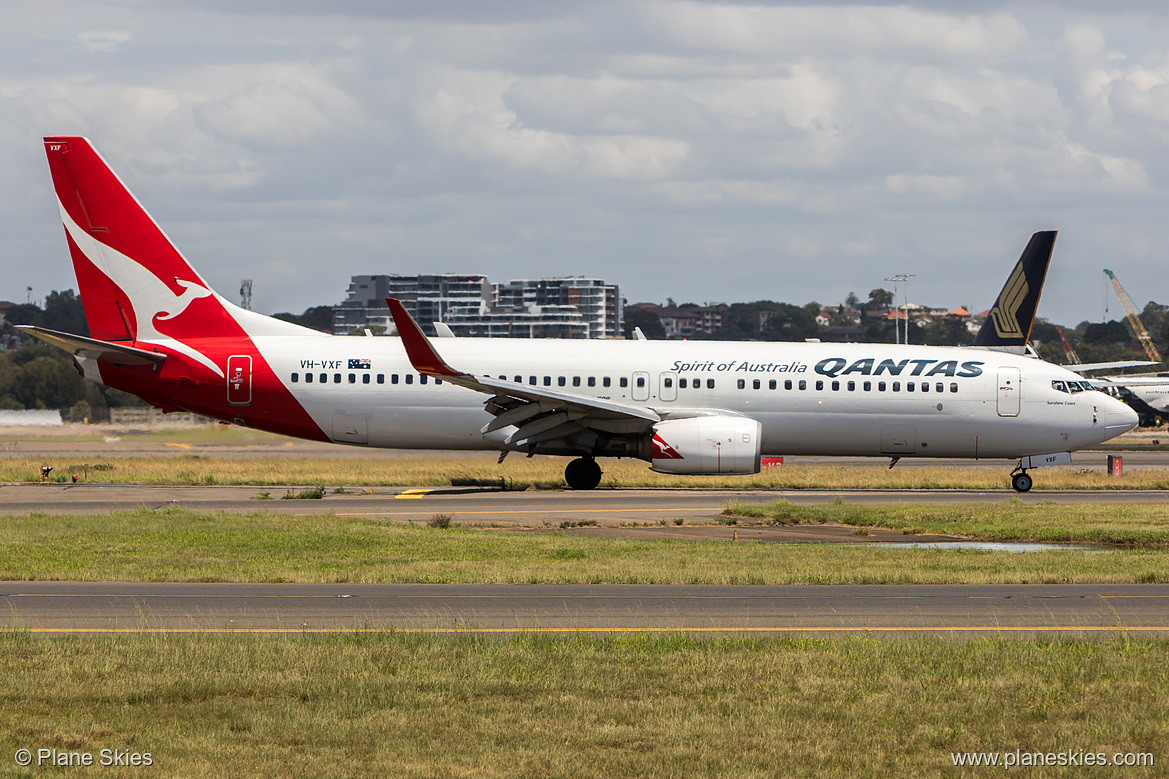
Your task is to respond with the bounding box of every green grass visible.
[0,632,1163,777]
[9,453,1169,490]
[2,506,1169,584]
[723,499,1169,548]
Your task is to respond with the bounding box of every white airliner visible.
[22,137,1138,492]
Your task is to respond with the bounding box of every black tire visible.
[1011,472,1033,493]
[564,457,602,490]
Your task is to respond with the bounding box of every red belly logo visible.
[652,433,684,460]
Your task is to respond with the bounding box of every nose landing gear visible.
[1010,469,1033,493]
[564,457,602,490]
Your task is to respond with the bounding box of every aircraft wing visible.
[16,325,167,366]
[387,298,660,449]
[1087,375,1169,388]
[1064,360,1159,373]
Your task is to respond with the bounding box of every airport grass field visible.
[0,631,1164,777]
[7,452,1169,490]
[2,426,1167,775]
[1,503,1169,584]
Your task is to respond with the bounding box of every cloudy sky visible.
[4,0,1169,328]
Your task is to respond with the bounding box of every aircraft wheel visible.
[564,457,602,490]
[1011,472,1033,493]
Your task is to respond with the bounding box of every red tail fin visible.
[43,137,228,343]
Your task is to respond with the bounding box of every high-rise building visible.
[332,274,622,338]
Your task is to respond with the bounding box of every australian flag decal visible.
[348,358,371,370]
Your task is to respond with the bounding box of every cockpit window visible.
[1052,380,1068,393]
[1068,381,1085,393]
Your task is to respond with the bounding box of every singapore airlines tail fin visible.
[41,136,312,344]
[971,230,1056,351]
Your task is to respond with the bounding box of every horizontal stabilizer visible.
[16,325,167,366]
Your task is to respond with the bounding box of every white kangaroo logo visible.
[60,202,224,378]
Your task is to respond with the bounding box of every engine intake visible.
[648,416,762,475]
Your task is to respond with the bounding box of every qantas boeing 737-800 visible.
[21,137,1138,491]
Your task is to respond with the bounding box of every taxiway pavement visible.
[3,582,1166,637]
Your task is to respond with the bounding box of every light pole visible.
[884,273,914,344]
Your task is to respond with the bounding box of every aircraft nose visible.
[1102,395,1139,436]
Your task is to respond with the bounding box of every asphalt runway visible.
[2,482,1167,527]
[2,582,1166,636]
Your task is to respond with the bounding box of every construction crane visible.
[1104,269,1162,363]
[1055,326,1081,365]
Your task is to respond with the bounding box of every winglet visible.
[972,231,1056,348]
[386,298,461,377]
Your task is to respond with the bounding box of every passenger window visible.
[832,381,840,391]
[349,373,356,384]
[707,379,715,389]
[785,380,793,390]
[391,374,399,385]
[636,376,646,388]
[935,382,943,393]
[922,382,929,393]
[319,373,327,384]
[620,377,628,388]
[558,376,566,387]
[572,376,580,387]
[377,374,384,384]
[436,379,442,385]
[816,380,824,391]
[753,379,760,390]
[603,377,612,388]
[305,373,313,384]
[544,376,552,386]
[878,381,886,391]
[679,378,688,389]
[333,373,341,383]
[737,379,746,390]
[529,376,537,385]
[665,377,673,388]
[847,381,855,391]
[769,380,776,390]
[949,382,957,393]
[798,380,806,390]
[863,381,871,391]
[405,374,413,385]
[362,374,370,385]
[514,375,522,383]
[892,382,900,391]
[907,382,915,391]
[420,375,428,385]
[291,373,299,383]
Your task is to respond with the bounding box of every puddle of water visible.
[874,541,1112,553]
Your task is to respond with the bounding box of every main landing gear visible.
[564,457,603,490]
[1010,469,1033,493]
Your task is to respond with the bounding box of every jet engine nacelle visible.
[648,416,762,475]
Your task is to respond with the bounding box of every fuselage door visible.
[227,355,252,405]
[659,372,677,402]
[632,371,650,401]
[997,367,1021,417]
